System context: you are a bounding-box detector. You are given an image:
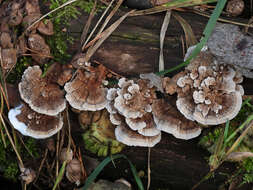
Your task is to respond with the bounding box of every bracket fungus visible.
[115,124,161,147]
[64,65,108,111]
[175,52,243,125]
[106,78,162,147]
[19,66,66,116]
[152,99,201,140]
[8,103,63,139]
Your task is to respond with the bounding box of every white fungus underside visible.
[115,125,161,147]
[8,104,63,139]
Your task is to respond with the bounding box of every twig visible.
[147,147,151,190]
[0,114,24,168]
[80,0,97,46]
[33,149,48,186]
[192,9,253,28]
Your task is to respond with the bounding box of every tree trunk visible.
[68,9,253,190]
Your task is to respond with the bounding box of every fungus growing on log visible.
[175,52,243,125]
[64,65,108,111]
[8,103,63,139]
[106,77,161,147]
[19,66,66,116]
[115,124,161,147]
[152,99,201,140]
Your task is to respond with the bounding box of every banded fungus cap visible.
[8,103,63,139]
[18,66,66,116]
[113,78,156,119]
[176,52,243,125]
[152,99,201,140]
[64,65,108,111]
[115,124,161,147]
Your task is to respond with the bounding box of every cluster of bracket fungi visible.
[2,0,246,150]
[9,47,245,150]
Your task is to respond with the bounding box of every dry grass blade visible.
[129,0,218,16]
[193,9,253,28]
[82,0,116,49]
[226,119,253,156]
[0,114,24,169]
[96,0,124,38]
[172,12,197,47]
[159,10,171,72]
[80,0,97,46]
[84,10,135,62]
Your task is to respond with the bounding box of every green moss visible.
[45,0,105,63]
[3,162,19,182]
[6,57,32,84]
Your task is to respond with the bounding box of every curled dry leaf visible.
[20,168,36,185]
[27,33,51,64]
[66,158,82,185]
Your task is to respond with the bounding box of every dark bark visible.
[68,9,253,190]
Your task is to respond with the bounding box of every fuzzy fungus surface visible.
[175,52,243,125]
[19,66,66,116]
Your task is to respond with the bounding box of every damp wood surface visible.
[65,9,253,190]
[68,10,253,94]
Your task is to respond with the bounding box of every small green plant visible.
[196,98,253,189]
[6,57,32,84]
[45,0,104,62]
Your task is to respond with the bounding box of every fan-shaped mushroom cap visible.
[64,66,108,111]
[113,78,156,119]
[8,103,63,139]
[19,66,66,116]
[137,114,160,137]
[115,124,161,147]
[152,99,201,140]
[176,52,243,125]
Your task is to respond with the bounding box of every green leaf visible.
[81,154,144,190]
